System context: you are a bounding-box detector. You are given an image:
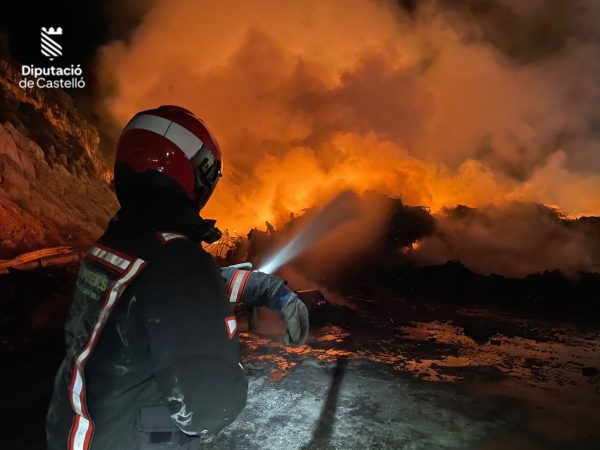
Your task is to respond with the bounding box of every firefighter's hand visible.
[274,285,309,345]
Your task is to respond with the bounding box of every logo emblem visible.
[41,27,63,61]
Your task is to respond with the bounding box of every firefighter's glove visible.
[272,284,309,346]
[221,268,309,344]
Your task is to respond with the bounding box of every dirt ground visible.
[1,266,599,449]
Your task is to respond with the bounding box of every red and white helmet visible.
[115,105,222,209]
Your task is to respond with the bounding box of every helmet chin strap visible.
[116,193,222,245]
[195,185,210,210]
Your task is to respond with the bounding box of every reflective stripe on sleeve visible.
[227,269,251,303]
[224,316,238,339]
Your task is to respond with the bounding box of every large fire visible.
[96,1,600,239]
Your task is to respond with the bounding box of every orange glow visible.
[97,0,600,234]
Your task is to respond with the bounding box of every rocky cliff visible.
[0,59,117,258]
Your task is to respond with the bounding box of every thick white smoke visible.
[94,0,600,276]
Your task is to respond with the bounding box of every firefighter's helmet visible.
[115,105,222,209]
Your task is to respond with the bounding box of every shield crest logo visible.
[41,27,63,61]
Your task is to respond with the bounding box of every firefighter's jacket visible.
[46,219,248,450]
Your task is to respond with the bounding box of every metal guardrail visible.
[0,246,83,274]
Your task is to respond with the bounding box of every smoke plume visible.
[413,203,600,277]
[95,0,600,275]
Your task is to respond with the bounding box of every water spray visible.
[258,190,359,274]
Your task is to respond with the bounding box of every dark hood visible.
[112,188,222,244]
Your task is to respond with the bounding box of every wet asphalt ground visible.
[1,266,599,449]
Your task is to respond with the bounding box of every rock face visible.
[0,59,117,258]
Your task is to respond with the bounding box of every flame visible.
[97,0,600,234]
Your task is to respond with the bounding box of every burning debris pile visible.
[0,50,117,257]
[211,191,434,268]
[214,192,600,276]
[209,190,600,317]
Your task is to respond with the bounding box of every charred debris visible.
[210,193,600,322]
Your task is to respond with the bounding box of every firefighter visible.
[46,105,309,450]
